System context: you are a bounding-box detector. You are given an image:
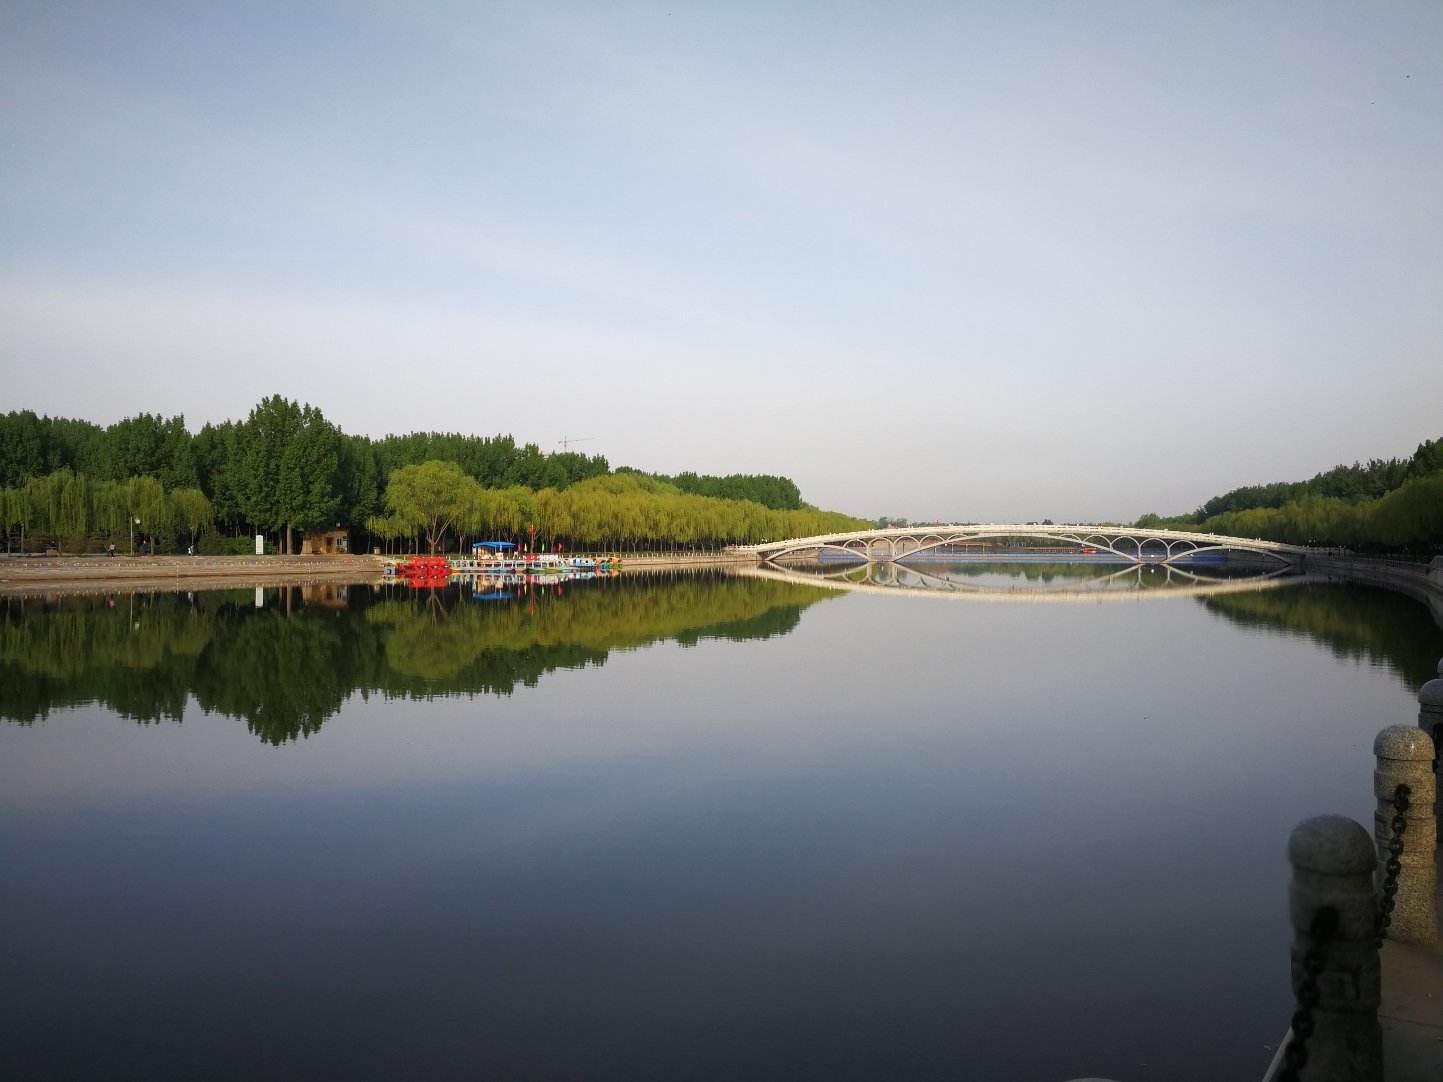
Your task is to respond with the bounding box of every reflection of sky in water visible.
[1,580,1440,1081]
[904,561,1245,590]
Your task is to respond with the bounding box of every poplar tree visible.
[236,397,342,553]
[0,411,48,487]
[276,405,342,550]
[237,396,299,546]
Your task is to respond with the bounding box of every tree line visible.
[635,469,802,510]
[1135,437,1443,554]
[1192,440,1441,519]
[0,399,852,553]
[369,465,867,554]
[0,469,213,555]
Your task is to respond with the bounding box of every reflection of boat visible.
[390,555,451,588]
[464,569,605,599]
[453,548,623,576]
[387,550,625,579]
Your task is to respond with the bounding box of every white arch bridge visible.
[732,524,1311,567]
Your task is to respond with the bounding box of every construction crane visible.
[556,436,597,452]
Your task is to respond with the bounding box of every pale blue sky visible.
[2,1,1440,521]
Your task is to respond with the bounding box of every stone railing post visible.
[1373,726,1438,944]
[1282,816,1381,1082]
[1419,665,1443,824]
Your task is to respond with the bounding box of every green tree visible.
[276,405,343,550]
[0,411,47,487]
[194,421,244,531]
[235,397,343,552]
[101,413,197,488]
[171,488,214,550]
[236,396,301,545]
[123,475,172,554]
[1407,438,1443,480]
[384,460,484,554]
[55,470,90,552]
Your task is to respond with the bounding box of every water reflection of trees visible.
[0,575,834,744]
[1200,582,1443,688]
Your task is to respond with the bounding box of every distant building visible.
[300,528,350,555]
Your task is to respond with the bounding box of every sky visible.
[2,1,1440,522]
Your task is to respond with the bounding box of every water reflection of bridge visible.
[741,562,1313,603]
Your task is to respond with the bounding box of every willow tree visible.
[124,475,172,554]
[364,513,409,554]
[55,471,90,553]
[171,488,214,550]
[2,482,34,552]
[383,460,483,555]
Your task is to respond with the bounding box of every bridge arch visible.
[763,542,874,563]
[745,524,1308,567]
[1137,536,1168,558]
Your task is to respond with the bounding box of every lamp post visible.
[130,517,139,556]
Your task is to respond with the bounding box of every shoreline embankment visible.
[3,551,1441,612]
[0,551,757,596]
[1300,552,1443,625]
[0,554,390,596]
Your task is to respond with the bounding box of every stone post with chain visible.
[1419,660,1443,825]
[1281,816,1381,1082]
[1373,725,1438,944]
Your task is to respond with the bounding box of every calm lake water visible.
[3,566,1441,1081]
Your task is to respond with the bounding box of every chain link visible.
[1277,906,1339,1082]
[1375,782,1411,946]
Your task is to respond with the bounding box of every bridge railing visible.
[737,525,1312,560]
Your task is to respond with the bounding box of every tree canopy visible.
[1,399,856,554]
[382,461,483,554]
[1135,436,1443,554]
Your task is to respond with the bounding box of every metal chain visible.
[1277,906,1339,1082]
[1375,782,1411,946]
[1430,722,1440,777]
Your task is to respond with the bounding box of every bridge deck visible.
[735,524,1313,565]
